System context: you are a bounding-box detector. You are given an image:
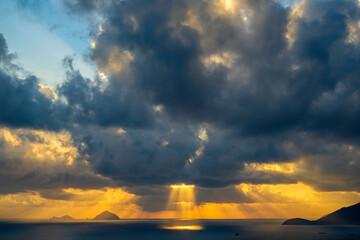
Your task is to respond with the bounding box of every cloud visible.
[67,0,360,201]
[0,127,112,194]
[3,0,360,214]
[74,123,199,187]
[58,56,154,128]
[0,72,61,130]
[39,84,57,101]
[0,33,63,130]
[0,187,140,219]
[0,35,153,130]
[0,34,15,64]
[83,0,360,139]
[27,0,360,191]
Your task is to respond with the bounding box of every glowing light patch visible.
[195,145,204,157]
[1,128,20,146]
[39,84,57,101]
[170,184,195,189]
[117,128,126,135]
[129,16,139,31]
[161,141,169,147]
[153,105,164,113]
[202,52,236,69]
[97,48,134,77]
[213,0,236,15]
[181,10,203,34]
[286,1,306,47]
[223,0,235,13]
[346,21,360,44]
[91,25,104,49]
[98,71,108,80]
[188,127,208,164]
[198,128,208,142]
[0,128,79,164]
[162,225,203,230]
[245,162,295,174]
[91,39,97,48]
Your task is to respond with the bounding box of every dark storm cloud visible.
[0,73,63,130]
[0,35,152,130]
[0,34,62,130]
[286,134,360,192]
[128,185,171,211]
[88,0,360,138]
[91,0,227,120]
[0,33,150,197]
[71,123,199,186]
[58,56,153,128]
[0,168,110,195]
[57,0,360,196]
[72,0,360,201]
[0,37,117,195]
[39,189,75,200]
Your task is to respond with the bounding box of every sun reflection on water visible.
[162,225,203,230]
[161,219,203,231]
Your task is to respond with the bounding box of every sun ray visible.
[163,184,202,230]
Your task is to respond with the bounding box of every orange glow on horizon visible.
[1,181,359,220]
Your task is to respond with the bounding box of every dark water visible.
[1,219,360,240]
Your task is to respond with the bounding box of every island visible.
[283,202,360,225]
[50,215,74,221]
[93,211,120,220]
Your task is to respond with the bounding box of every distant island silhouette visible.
[283,202,360,225]
[93,211,120,220]
[50,215,74,221]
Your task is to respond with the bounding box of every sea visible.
[1,219,360,240]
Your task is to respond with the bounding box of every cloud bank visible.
[2,0,360,213]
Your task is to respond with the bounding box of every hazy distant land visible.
[283,202,360,225]
[50,215,74,221]
[49,211,120,221]
[48,203,360,225]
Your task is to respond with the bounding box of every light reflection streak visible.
[162,225,203,230]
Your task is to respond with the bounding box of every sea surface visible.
[1,219,360,240]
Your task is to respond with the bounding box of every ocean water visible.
[0,219,360,240]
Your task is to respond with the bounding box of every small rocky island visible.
[50,215,74,221]
[283,202,360,225]
[93,211,120,220]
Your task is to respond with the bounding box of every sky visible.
[1,0,360,220]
